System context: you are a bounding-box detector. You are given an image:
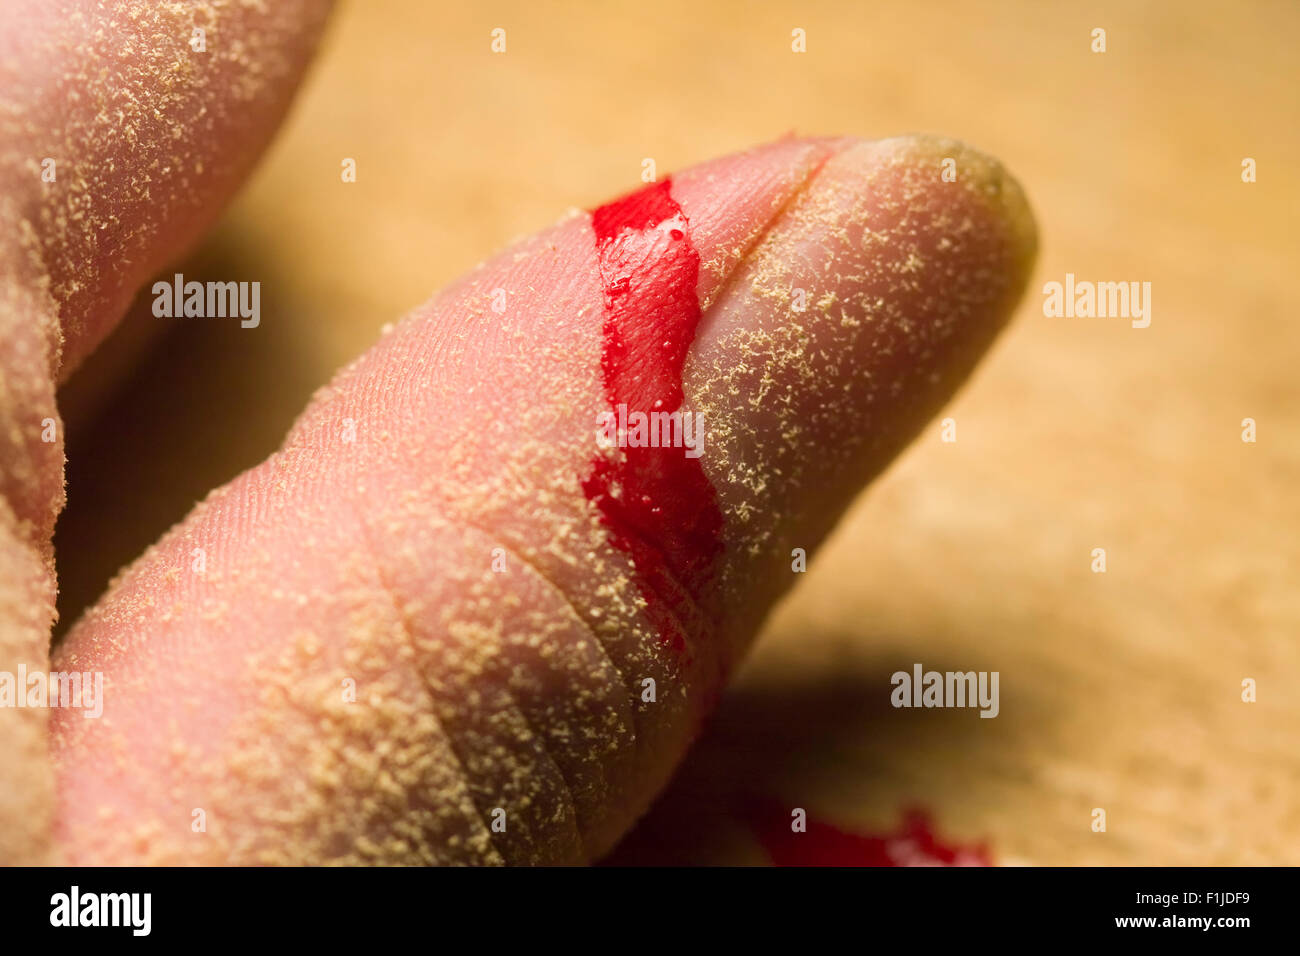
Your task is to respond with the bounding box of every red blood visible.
[584,179,725,659]
[747,802,992,867]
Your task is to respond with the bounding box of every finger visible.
[51,134,1036,864]
[0,0,332,863]
[1,0,334,374]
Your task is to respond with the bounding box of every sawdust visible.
[48,135,1035,867]
[0,0,331,375]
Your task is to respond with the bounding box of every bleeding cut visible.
[582,178,725,660]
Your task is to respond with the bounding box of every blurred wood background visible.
[56,0,1299,864]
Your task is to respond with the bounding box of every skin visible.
[1,2,1036,865]
[0,0,334,864]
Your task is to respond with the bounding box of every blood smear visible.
[748,803,992,867]
[583,179,724,658]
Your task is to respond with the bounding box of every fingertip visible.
[682,133,1039,641]
[870,133,1039,289]
[0,0,335,375]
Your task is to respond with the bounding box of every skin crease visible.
[0,0,334,864]
[49,135,1036,865]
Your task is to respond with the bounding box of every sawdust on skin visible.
[53,218,693,864]
[0,0,331,863]
[50,137,1035,866]
[55,455,685,864]
[687,137,1037,653]
[0,205,64,864]
[0,0,332,373]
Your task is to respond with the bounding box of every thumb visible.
[51,134,1036,864]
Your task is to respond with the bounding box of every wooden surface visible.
[56,0,1300,864]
